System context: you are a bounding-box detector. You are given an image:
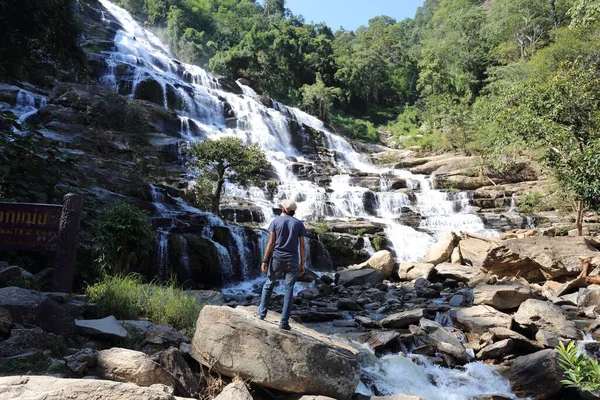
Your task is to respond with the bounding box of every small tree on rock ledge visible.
[187,137,271,215]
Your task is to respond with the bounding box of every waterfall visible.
[363,238,376,256]
[98,0,501,273]
[9,90,47,123]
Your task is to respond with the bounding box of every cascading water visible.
[94,3,519,397]
[8,90,47,123]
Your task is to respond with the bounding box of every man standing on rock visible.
[258,199,306,330]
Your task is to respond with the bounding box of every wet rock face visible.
[220,205,264,224]
[507,350,563,400]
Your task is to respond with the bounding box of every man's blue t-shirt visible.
[268,215,307,265]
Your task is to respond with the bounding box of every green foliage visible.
[94,203,154,274]
[0,118,74,203]
[331,110,379,144]
[557,341,600,392]
[372,236,387,251]
[569,0,600,28]
[300,75,342,122]
[0,0,87,81]
[186,137,271,214]
[517,192,546,213]
[86,274,201,333]
[0,354,51,376]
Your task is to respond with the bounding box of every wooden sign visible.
[0,194,83,293]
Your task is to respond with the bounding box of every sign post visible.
[0,194,83,293]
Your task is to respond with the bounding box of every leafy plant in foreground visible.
[557,341,600,392]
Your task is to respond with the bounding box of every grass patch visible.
[86,274,201,335]
[372,236,387,251]
[0,354,50,376]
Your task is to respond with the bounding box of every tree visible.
[94,203,154,274]
[264,0,285,18]
[300,74,342,122]
[486,61,600,235]
[186,137,271,214]
[569,0,600,28]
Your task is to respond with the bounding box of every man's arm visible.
[298,236,305,275]
[261,232,276,273]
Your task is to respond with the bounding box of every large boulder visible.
[460,234,600,282]
[0,376,188,400]
[507,350,563,400]
[336,268,384,287]
[191,306,360,399]
[514,299,580,339]
[473,283,534,310]
[0,328,69,357]
[379,309,424,329]
[0,287,76,335]
[75,316,128,340]
[397,263,434,281]
[451,305,512,334]
[350,250,395,279]
[96,347,175,388]
[433,263,480,283]
[423,233,459,265]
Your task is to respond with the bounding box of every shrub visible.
[331,110,379,144]
[557,341,600,392]
[94,202,154,274]
[372,236,387,251]
[86,274,201,333]
[85,274,148,320]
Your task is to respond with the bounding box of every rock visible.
[298,397,339,400]
[473,283,533,310]
[96,347,175,388]
[424,233,459,265]
[535,330,561,348]
[448,295,465,307]
[42,292,70,303]
[477,339,514,360]
[358,331,400,354]
[32,267,54,291]
[75,316,128,340]
[351,250,395,279]
[144,324,189,347]
[0,308,12,338]
[191,306,360,398]
[184,290,226,306]
[65,348,98,375]
[488,327,543,354]
[0,265,21,283]
[0,287,76,335]
[514,299,579,339]
[460,234,600,282]
[411,318,468,365]
[451,305,512,334]
[434,263,480,282]
[0,376,186,400]
[508,350,563,400]
[159,347,199,398]
[0,328,68,357]
[555,277,587,297]
[214,381,253,400]
[337,299,362,311]
[336,268,384,287]
[397,263,434,281]
[355,316,378,328]
[578,285,600,308]
[450,247,462,264]
[379,309,424,329]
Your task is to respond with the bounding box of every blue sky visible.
[286,0,425,30]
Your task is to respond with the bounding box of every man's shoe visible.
[279,323,291,330]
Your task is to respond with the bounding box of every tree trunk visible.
[213,176,225,215]
[576,200,585,236]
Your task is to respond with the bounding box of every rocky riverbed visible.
[2,230,600,399]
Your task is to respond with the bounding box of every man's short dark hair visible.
[284,210,296,217]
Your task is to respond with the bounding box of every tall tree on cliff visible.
[186,137,271,214]
[264,0,285,18]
